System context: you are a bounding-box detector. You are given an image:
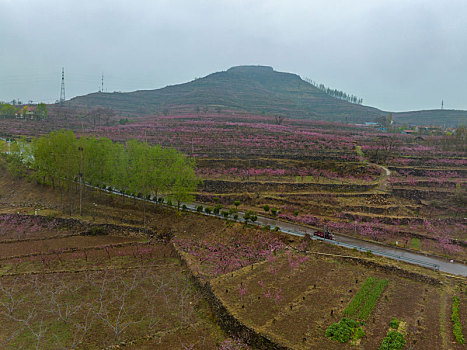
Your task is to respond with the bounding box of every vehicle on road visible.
[314,228,334,240]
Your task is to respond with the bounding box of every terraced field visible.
[210,248,464,349]
[2,112,465,259]
[0,142,465,349]
[0,216,239,349]
[0,111,465,349]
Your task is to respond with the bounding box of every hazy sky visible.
[1,0,466,112]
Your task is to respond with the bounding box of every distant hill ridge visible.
[67,65,466,126]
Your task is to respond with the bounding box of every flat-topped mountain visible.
[66,65,466,126]
[66,65,383,123]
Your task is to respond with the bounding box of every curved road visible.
[102,188,466,277]
[182,202,466,277]
[256,215,466,277]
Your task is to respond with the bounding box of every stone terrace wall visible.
[173,244,292,350]
[202,179,377,194]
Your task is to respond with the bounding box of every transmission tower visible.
[60,67,65,104]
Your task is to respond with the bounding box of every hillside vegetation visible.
[65,65,467,126]
[67,65,384,123]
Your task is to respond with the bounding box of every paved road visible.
[34,183,467,277]
[182,201,466,277]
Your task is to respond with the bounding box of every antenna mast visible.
[60,67,66,104]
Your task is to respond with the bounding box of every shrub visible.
[263,204,270,212]
[158,197,164,203]
[213,205,222,215]
[294,210,299,216]
[167,199,172,206]
[353,326,366,341]
[221,211,229,218]
[389,318,400,329]
[378,331,405,350]
[229,207,238,214]
[233,214,239,220]
[197,205,203,212]
[85,227,106,236]
[325,318,360,343]
[234,200,240,207]
[182,204,187,211]
[244,210,257,224]
[271,208,277,216]
[205,207,212,214]
[452,296,465,345]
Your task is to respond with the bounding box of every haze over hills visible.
[391,109,467,128]
[67,65,466,127]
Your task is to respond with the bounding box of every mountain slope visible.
[392,109,467,127]
[67,66,384,123]
[66,65,466,126]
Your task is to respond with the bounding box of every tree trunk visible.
[142,198,146,232]
[68,181,73,215]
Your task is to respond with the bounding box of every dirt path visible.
[440,290,450,350]
[373,163,391,192]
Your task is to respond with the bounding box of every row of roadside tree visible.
[7,130,199,221]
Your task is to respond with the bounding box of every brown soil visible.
[0,235,140,258]
[0,165,464,350]
[212,250,457,349]
[0,171,235,349]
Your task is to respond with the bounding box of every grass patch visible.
[343,277,377,317]
[343,276,388,320]
[410,238,420,250]
[357,278,388,320]
[452,296,465,345]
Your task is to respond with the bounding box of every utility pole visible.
[78,146,83,216]
[60,67,66,104]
